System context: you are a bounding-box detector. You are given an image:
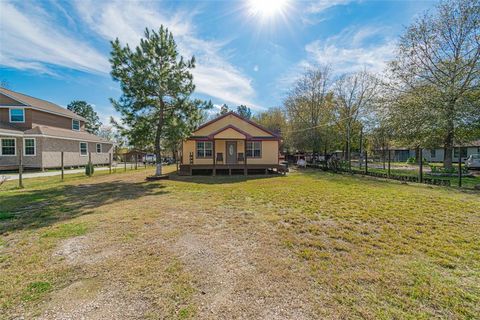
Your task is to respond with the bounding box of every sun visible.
[247,0,290,19]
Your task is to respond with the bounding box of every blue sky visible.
[0,0,437,123]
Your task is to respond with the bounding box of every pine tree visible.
[110,26,201,176]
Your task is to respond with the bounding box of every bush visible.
[406,157,428,165]
[85,162,94,176]
[430,165,468,174]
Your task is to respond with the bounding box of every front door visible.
[226,141,237,164]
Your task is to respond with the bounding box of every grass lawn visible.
[1,166,479,319]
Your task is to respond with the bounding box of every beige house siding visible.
[31,109,85,131]
[1,135,113,169]
[182,139,279,165]
[0,108,33,130]
[0,136,43,168]
[194,114,274,137]
[41,138,113,168]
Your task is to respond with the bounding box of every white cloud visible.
[304,25,395,74]
[0,0,257,109]
[276,25,395,95]
[75,0,258,109]
[306,0,355,14]
[0,1,109,74]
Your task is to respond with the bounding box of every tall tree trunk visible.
[443,115,454,169]
[154,107,164,176]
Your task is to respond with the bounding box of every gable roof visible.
[195,111,280,138]
[0,87,86,121]
[207,124,253,139]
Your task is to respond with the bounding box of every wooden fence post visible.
[419,148,423,183]
[135,155,138,170]
[109,153,112,174]
[124,155,127,172]
[458,148,462,188]
[61,151,64,181]
[18,142,24,189]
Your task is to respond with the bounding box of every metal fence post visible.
[419,148,423,183]
[458,148,462,188]
[387,149,391,179]
[365,151,368,175]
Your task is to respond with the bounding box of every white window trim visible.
[79,141,88,156]
[96,143,102,153]
[23,138,36,156]
[72,119,80,131]
[9,108,25,123]
[0,138,17,156]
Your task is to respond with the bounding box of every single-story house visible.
[0,87,114,170]
[375,141,480,163]
[179,111,283,175]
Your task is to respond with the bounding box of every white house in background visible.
[386,140,480,163]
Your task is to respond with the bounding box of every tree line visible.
[67,0,477,175]
[254,0,479,169]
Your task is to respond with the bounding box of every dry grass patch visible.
[1,167,479,319]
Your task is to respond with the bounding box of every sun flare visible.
[248,0,290,19]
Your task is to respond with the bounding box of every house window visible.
[453,148,468,158]
[246,141,262,158]
[72,119,80,131]
[96,143,102,153]
[196,141,212,158]
[1,138,16,155]
[430,149,436,158]
[24,138,36,156]
[9,108,25,123]
[80,142,88,156]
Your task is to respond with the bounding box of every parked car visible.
[143,154,156,164]
[465,154,480,169]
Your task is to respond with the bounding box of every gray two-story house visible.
[0,87,113,170]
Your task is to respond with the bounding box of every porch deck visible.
[178,164,286,176]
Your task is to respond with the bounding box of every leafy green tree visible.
[219,104,229,115]
[236,105,252,119]
[389,0,480,168]
[67,100,102,134]
[110,26,202,176]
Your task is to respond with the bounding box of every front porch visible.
[178,163,286,176]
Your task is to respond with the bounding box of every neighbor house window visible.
[9,108,25,123]
[196,141,212,158]
[24,138,36,156]
[453,148,467,158]
[1,138,16,156]
[80,142,88,156]
[72,119,80,131]
[246,141,262,158]
[96,143,101,153]
[430,149,436,158]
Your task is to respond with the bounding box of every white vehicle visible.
[143,154,156,164]
[465,154,480,169]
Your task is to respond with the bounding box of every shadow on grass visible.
[169,172,285,185]
[0,180,167,234]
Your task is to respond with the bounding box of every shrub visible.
[406,157,428,165]
[85,162,94,176]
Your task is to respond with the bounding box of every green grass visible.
[21,281,52,302]
[1,166,479,318]
[41,222,88,239]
